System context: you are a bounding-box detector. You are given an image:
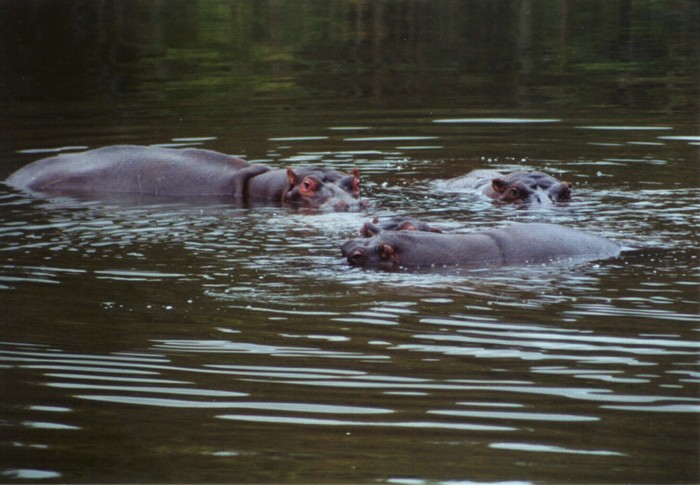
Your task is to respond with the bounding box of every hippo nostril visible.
[334,200,349,211]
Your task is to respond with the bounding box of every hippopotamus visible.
[359,216,442,237]
[438,169,572,204]
[341,222,620,269]
[5,145,365,211]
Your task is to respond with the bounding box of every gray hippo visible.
[341,222,620,269]
[438,169,572,204]
[5,145,365,211]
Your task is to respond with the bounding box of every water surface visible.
[1,1,698,483]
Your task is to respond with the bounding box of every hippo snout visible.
[322,196,369,212]
[333,199,350,211]
[553,182,573,201]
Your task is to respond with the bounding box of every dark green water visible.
[1,1,699,483]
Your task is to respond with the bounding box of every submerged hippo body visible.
[439,169,572,204]
[5,145,364,211]
[342,223,620,269]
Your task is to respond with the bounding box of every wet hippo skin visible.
[439,169,572,204]
[5,145,365,211]
[342,222,621,269]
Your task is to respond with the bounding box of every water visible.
[1,1,699,483]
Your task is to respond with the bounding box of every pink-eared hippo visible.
[5,145,365,211]
[439,169,572,204]
[342,222,620,269]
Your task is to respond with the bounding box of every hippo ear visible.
[351,168,361,192]
[378,243,396,261]
[287,168,299,187]
[361,222,381,237]
[491,178,509,194]
[557,181,573,201]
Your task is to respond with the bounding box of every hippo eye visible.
[348,250,365,265]
[508,187,521,198]
[299,177,318,196]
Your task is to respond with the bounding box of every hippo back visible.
[6,145,257,197]
[438,169,501,192]
[360,216,443,237]
[483,223,620,263]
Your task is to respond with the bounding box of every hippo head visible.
[283,166,366,211]
[491,171,572,204]
[548,181,573,202]
[360,216,443,237]
[342,236,401,269]
[342,231,448,269]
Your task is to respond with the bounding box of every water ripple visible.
[565,304,700,323]
[489,442,626,457]
[77,395,390,414]
[217,415,515,432]
[434,118,561,124]
[1,469,62,480]
[46,382,247,398]
[152,339,389,360]
[428,409,599,422]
